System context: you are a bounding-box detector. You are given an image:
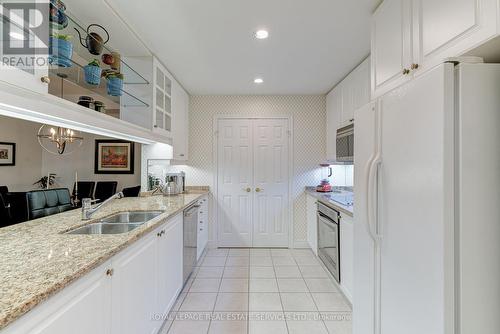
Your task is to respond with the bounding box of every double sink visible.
[65,211,164,235]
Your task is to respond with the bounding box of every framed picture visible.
[94,140,134,174]
[0,142,15,166]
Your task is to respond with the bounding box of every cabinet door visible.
[340,78,355,125]
[0,0,48,94]
[340,214,354,302]
[111,233,158,334]
[326,88,341,161]
[306,194,318,255]
[171,80,189,161]
[2,262,112,334]
[412,0,497,74]
[353,57,371,112]
[157,214,184,316]
[197,196,209,259]
[371,0,413,98]
[153,58,172,135]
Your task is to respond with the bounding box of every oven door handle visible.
[317,211,337,225]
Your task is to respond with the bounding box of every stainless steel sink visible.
[66,223,144,235]
[99,211,164,224]
[64,210,164,235]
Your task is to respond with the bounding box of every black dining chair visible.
[0,191,12,227]
[72,181,96,205]
[122,185,141,197]
[94,181,118,203]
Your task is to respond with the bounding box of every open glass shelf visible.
[48,5,150,115]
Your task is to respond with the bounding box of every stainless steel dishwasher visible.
[183,203,199,284]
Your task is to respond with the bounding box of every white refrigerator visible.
[353,63,500,334]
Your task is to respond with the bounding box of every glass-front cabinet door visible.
[153,58,172,134]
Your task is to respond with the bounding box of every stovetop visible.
[323,192,354,207]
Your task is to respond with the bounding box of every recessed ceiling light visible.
[254,78,264,84]
[254,30,269,39]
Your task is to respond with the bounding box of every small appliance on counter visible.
[316,163,333,192]
[164,172,185,195]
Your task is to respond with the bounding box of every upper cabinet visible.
[171,80,189,161]
[372,0,498,98]
[153,58,173,135]
[326,57,370,161]
[371,0,413,99]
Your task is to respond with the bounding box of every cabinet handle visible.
[349,118,354,123]
[402,68,410,75]
[411,63,419,70]
[255,187,262,193]
[40,76,50,84]
[244,187,251,192]
[199,228,203,231]
[106,268,114,276]
[179,154,185,157]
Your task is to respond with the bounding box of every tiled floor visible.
[160,248,352,334]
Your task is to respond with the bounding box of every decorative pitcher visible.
[74,24,109,55]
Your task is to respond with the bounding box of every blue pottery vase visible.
[48,37,73,67]
[107,77,123,96]
[83,65,101,85]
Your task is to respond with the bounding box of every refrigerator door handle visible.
[367,155,382,243]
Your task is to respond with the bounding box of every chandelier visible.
[37,125,84,155]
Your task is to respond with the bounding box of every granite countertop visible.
[305,187,354,217]
[0,190,208,330]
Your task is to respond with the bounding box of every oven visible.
[317,202,341,283]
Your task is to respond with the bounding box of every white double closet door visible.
[217,118,290,248]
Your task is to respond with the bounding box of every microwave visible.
[336,124,354,162]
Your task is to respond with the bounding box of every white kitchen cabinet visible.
[412,0,497,74]
[340,213,353,303]
[353,58,371,111]
[371,0,413,98]
[111,232,158,334]
[373,0,497,98]
[1,261,112,334]
[157,214,184,317]
[306,194,318,255]
[197,195,209,260]
[171,81,189,161]
[153,57,173,136]
[326,87,341,161]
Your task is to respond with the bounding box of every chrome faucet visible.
[81,192,124,220]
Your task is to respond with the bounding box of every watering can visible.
[74,24,109,55]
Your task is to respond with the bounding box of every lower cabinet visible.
[340,213,354,302]
[111,232,159,334]
[306,194,318,255]
[2,213,184,334]
[197,195,209,260]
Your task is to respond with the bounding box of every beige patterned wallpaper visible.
[170,95,327,247]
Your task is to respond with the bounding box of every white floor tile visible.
[250,256,273,267]
[292,249,314,257]
[274,266,302,278]
[197,267,225,278]
[249,279,279,292]
[271,249,293,257]
[229,249,250,257]
[206,249,229,257]
[277,278,309,292]
[249,293,283,311]
[214,293,249,311]
[250,248,271,256]
[311,293,351,312]
[280,292,318,311]
[202,257,227,267]
[219,278,249,292]
[272,256,297,266]
[299,265,329,278]
[179,293,217,311]
[305,279,339,293]
[223,267,249,278]
[190,278,221,293]
[168,316,210,334]
[209,318,248,334]
[250,266,276,278]
[322,317,352,334]
[294,256,321,266]
[226,256,250,267]
[248,312,287,334]
[285,311,328,334]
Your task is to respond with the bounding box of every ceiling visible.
[104,0,381,95]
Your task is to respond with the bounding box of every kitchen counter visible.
[305,187,354,217]
[0,190,208,330]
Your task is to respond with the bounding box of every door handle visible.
[367,155,382,242]
[255,187,262,193]
[243,187,251,192]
